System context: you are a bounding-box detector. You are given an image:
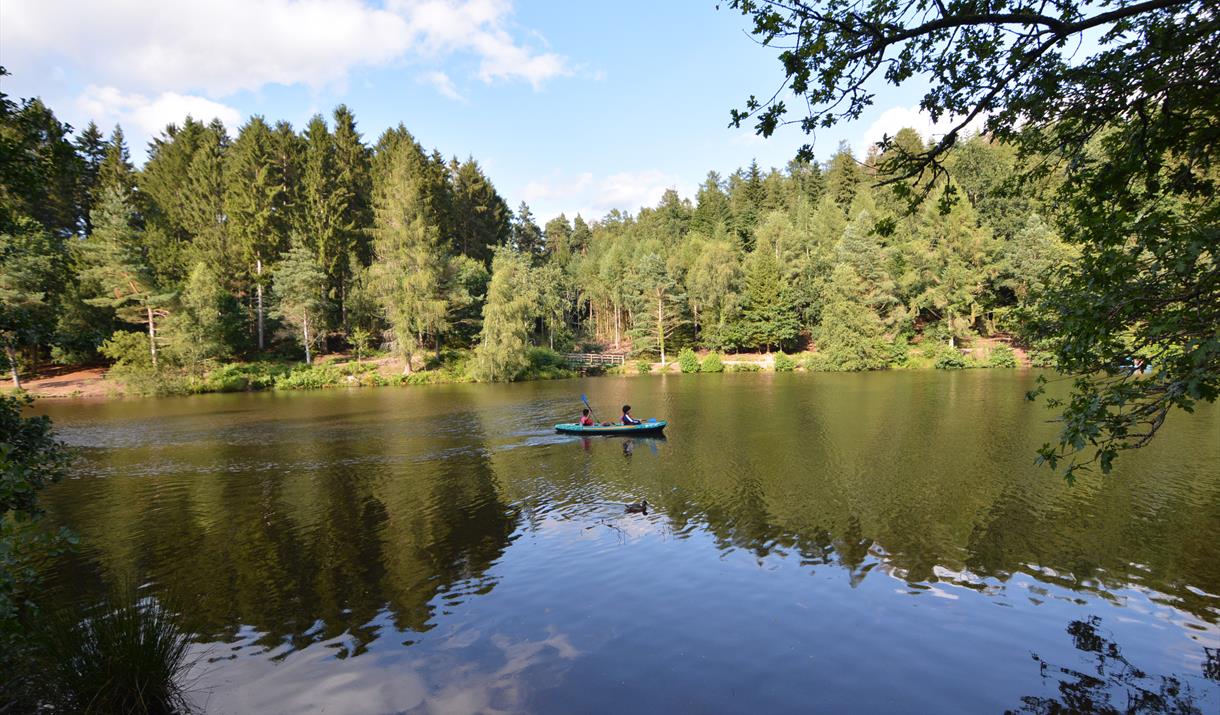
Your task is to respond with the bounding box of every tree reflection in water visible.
[1010,616,1212,714]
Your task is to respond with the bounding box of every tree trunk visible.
[256,257,265,350]
[303,310,312,364]
[5,345,20,390]
[340,282,348,334]
[614,301,621,348]
[657,294,666,366]
[147,306,158,367]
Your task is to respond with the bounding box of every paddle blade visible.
[580,393,587,402]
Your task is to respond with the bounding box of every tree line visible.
[1,68,1067,388]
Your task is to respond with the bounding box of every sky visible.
[1,0,953,223]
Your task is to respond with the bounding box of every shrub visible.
[38,593,195,715]
[988,344,1018,368]
[729,362,761,372]
[1029,350,1057,368]
[934,346,968,370]
[886,337,910,368]
[678,348,700,373]
[634,360,652,375]
[273,364,343,390]
[773,352,796,372]
[700,353,724,373]
[522,348,575,381]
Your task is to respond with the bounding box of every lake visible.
[36,371,1220,713]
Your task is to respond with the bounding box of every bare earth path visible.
[16,366,111,398]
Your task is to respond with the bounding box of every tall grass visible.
[39,593,196,714]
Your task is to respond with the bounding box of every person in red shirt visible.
[579,408,595,426]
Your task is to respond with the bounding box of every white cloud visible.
[858,105,987,156]
[523,170,687,224]
[77,86,243,137]
[3,0,572,98]
[418,71,466,102]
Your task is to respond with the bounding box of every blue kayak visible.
[555,420,667,435]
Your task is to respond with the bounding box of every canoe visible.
[555,420,667,435]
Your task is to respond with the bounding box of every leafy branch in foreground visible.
[727,0,1219,476]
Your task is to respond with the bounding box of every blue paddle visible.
[580,393,598,424]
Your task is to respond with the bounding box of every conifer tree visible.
[225,116,285,349]
[73,121,107,235]
[473,248,537,381]
[370,131,450,373]
[814,264,888,371]
[692,171,732,236]
[570,215,592,255]
[80,188,171,366]
[332,105,373,269]
[301,114,351,327]
[0,217,58,387]
[272,242,329,364]
[511,202,544,259]
[168,261,240,369]
[449,157,510,265]
[96,125,137,203]
[826,144,863,216]
[740,247,799,352]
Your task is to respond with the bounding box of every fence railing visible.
[563,353,627,367]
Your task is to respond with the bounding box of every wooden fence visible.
[563,353,627,367]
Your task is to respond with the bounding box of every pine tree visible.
[301,114,351,327]
[332,105,373,270]
[74,121,107,235]
[544,213,573,265]
[728,161,766,247]
[181,121,231,277]
[168,261,240,370]
[449,157,510,265]
[570,215,592,255]
[740,247,799,352]
[370,132,450,373]
[814,264,888,371]
[225,116,286,349]
[692,171,732,236]
[826,144,863,216]
[140,117,211,283]
[473,248,537,381]
[272,242,329,364]
[96,125,137,202]
[0,217,58,387]
[511,202,544,259]
[631,251,684,364]
[80,188,172,366]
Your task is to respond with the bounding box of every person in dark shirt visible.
[620,405,641,425]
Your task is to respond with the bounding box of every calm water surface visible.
[36,372,1220,713]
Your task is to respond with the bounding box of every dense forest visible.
[1,73,1066,392]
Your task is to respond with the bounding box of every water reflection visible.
[35,373,1220,712]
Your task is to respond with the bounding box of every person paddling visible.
[620,404,641,425]
[579,408,595,426]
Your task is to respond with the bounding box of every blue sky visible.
[2,0,945,222]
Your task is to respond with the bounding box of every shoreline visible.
[9,347,1033,402]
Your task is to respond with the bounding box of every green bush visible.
[934,346,969,370]
[987,344,1018,368]
[522,348,575,381]
[635,360,652,375]
[886,337,910,368]
[700,353,724,373]
[729,362,761,372]
[273,364,343,390]
[1029,350,1057,368]
[773,352,796,372]
[678,348,700,373]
